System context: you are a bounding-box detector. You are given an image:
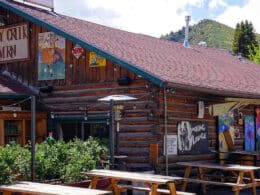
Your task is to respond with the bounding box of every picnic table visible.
[0,181,111,195]
[176,161,260,195]
[211,149,260,166]
[85,169,195,195]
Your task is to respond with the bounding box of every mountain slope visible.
[161,19,260,50]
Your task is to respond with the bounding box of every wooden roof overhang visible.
[208,98,260,116]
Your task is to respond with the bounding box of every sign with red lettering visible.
[72,44,84,59]
[0,23,29,63]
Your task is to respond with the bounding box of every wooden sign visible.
[0,23,29,63]
[89,52,106,67]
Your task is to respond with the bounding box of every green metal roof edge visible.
[0,1,166,88]
[52,114,109,122]
[0,93,30,99]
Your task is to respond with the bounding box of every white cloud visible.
[54,0,205,37]
[215,0,260,33]
[53,0,260,37]
[208,0,227,9]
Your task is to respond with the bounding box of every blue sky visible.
[54,0,260,37]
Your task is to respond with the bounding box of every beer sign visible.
[0,23,29,63]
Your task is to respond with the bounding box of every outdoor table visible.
[211,150,260,166]
[176,161,260,195]
[85,169,194,195]
[0,181,111,195]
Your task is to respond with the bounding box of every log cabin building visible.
[0,0,260,175]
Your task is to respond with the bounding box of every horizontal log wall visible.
[156,89,255,175]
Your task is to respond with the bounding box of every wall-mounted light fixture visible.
[13,111,17,118]
[39,85,53,93]
[84,107,88,121]
[117,76,132,86]
[50,112,55,119]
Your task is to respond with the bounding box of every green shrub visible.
[0,142,30,184]
[0,138,108,184]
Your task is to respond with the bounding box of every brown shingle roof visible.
[1,0,260,98]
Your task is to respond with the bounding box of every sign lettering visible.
[0,24,29,63]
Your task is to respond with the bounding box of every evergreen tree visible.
[232,23,241,55]
[232,20,258,58]
[249,45,260,64]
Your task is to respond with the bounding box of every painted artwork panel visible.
[38,32,65,80]
[177,121,209,154]
[244,116,255,151]
[218,111,235,160]
[256,107,260,150]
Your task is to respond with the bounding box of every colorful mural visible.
[218,111,235,160]
[177,121,209,155]
[38,32,65,80]
[244,116,255,151]
[256,107,260,150]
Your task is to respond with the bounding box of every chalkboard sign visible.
[177,121,209,155]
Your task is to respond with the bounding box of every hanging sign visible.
[89,52,106,67]
[72,44,84,59]
[0,23,29,63]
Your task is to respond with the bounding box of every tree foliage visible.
[160,19,260,50]
[249,45,260,64]
[232,20,258,58]
[0,138,108,184]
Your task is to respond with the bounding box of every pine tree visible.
[232,23,241,55]
[232,20,258,58]
[249,45,260,64]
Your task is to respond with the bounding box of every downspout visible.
[163,87,168,175]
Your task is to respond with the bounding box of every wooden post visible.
[109,100,115,168]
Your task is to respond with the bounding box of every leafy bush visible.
[0,137,108,184]
[0,142,30,184]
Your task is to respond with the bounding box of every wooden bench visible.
[0,181,111,195]
[117,184,195,195]
[176,161,260,195]
[85,169,187,195]
[182,178,249,188]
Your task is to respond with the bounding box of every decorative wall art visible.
[218,111,235,160]
[72,44,84,59]
[244,116,255,151]
[38,32,65,80]
[177,121,209,155]
[89,52,106,67]
[256,107,260,150]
